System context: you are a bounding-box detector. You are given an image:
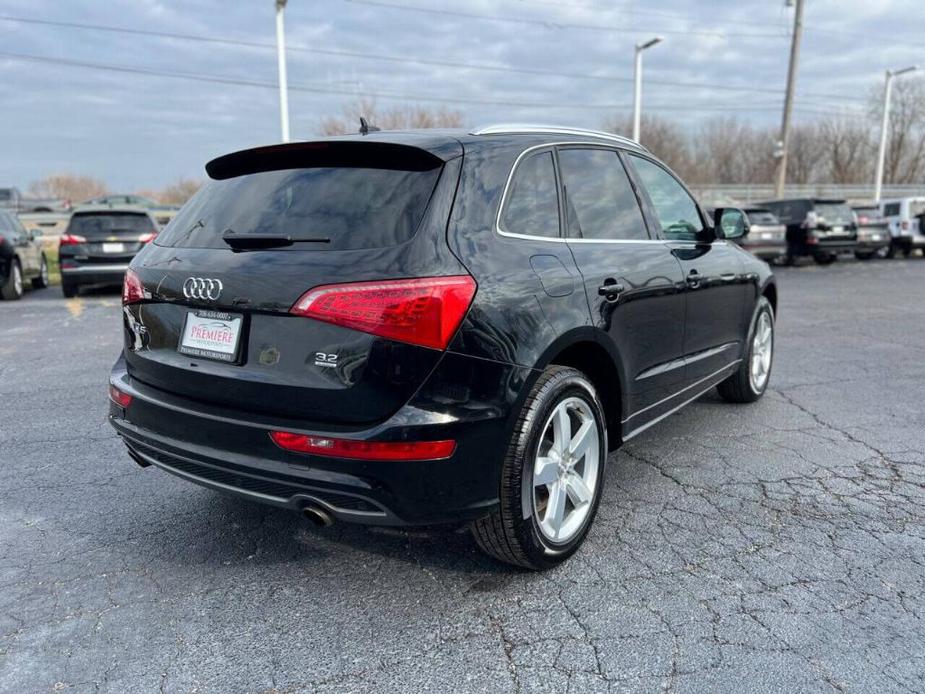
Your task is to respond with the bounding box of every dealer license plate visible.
[178,310,243,363]
[102,243,125,253]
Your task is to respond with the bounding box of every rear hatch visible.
[745,210,785,242]
[66,210,156,262]
[122,139,469,425]
[812,201,857,240]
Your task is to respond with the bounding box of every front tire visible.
[1,260,23,300]
[471,366,607,570]
[813,252,835,265]
[62,281,79,298]
[718,296,774,404]
[854,251,875,261]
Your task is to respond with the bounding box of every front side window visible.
[558,148,648,240]
[500,151,560,239]
[628,155,704,241]
[883,203,901,216]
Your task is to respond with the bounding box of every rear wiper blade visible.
[221,230,330,250]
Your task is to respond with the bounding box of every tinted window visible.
[157,166,441,251]
[628,155,703,241]
[883,203,901,216]
[910,201,925,217]
[745,210,780,225]
[68,213,155,239]
[558,149,647,240]
[500,151,560,239]
[0,211,12,232]
[0,190,11,202]
[814,203,854,225]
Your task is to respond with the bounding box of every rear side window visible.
[158,165,442,251]
[628,155,703,241]
[746,210,780,225]
[68,213,155,238]
[558,148,648,240]
[500,151,560,239]
[883,203,901,216]
[910,201,925,217]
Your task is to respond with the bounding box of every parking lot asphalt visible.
[1,259,924,693]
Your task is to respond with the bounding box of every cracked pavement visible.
[2,259,924,693]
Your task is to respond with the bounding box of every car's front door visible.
[625,154,749,386]
[0,211,37,275]
[556,146,687,430]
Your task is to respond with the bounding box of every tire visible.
[883,243,897,259]
[717,296,774,404]
[854,251,874,261]
[875,244,891,260]
[1,259,23,300]
[471,366,608,570]
[32,254,49,289]
[62,281,79,298]
[813,253,835,265]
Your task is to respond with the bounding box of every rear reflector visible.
[290,275,476,350]
[109,384,133,408]
[60,233,87,246]
[122,268,144,304]
[269,431,456,461]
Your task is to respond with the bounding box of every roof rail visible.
[469,123,646,150]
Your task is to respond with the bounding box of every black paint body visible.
[110,130,776,526]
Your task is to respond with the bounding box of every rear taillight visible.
[138,232,158,243]
[109,384,132,408]
[269,431,456,461]
[290,275,476,350]
[122,268,144,304]
[60,233,87,246]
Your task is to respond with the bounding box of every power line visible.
[341,0,789,40]
[0,48,861,116]
[0,15,867,104]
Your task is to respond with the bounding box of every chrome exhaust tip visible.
[302,505,334,527]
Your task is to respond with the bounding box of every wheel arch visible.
[761,279,778,316]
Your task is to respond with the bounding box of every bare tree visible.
[603,114,696,181]
[818,117,874,184]
[28,173,108,203]
[785,123,823,184]
[875,77,925,184]
[158,178,203,206]
[320,99,464,136]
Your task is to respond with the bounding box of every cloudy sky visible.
[1,0,922,190]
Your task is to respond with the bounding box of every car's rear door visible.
[556,146,687,429]
[625,153,749,387]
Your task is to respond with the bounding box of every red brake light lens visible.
[109,384,133,408]
[60,233,87,246]
[138,232,158,243]
[290,275,476,350]
[122,268,144,305]
[269,431,456,461]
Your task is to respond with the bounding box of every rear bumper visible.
[740,242,785,260]
[108,353,532,526]
[61,263,129,286]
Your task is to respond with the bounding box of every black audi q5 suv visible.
[109,125,776,569]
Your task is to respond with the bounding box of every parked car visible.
[78,195,181,229]
[740,208,787,261]
[851,205,892,260]
[0,187,70,213]
[59,206,159,297]
[108,125,776,569]
[0,209,48,300]
[880,197,925,257]
[758,198,858,265]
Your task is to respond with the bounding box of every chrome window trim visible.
[495,142,666,245]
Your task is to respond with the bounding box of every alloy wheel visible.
[532,397,600,544]
[750,311,773,392]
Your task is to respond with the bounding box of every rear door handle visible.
[597,279,625,301]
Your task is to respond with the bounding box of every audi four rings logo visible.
[182,277,223,301]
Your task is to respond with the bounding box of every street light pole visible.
[874,65,918,202]
[275,0,291,143]
[773,0,805,199]
[632,36,663,143]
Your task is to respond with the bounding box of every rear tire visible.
[471,366,608,570]
[813,253,835,265]
[62,281,79,298]
[32,254,49,289]
[717,296,774,404]
[854,251,874,261]
[1,260,23,300]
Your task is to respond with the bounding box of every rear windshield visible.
[156,165,442,251]
[68,212,155,238]
[0,190,11,201]
[814,203,854,225]
[746,210,779,225]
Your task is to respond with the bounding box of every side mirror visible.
[713,208,750,240]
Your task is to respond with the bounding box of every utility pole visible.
[632,37,663,143]
[773,0,804,198]
[874,65,919,202]
[275,0,291,143]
